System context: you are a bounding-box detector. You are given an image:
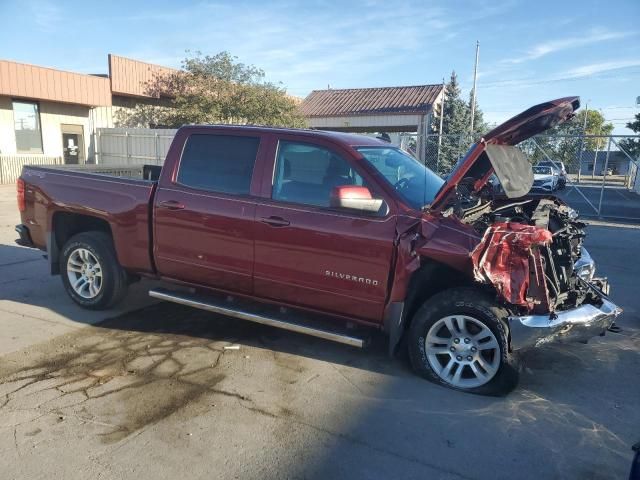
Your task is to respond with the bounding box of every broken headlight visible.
[574,247,596,281]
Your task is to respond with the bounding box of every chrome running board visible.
[149,288,365,348]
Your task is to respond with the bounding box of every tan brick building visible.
[0,54,176,163]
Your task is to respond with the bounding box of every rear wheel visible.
[60,231,128,310]
[408,287,519,396]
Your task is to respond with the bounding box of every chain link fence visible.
[416,133,640,220]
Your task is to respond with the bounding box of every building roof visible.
[0,59,112,106]
[0,55,179,106]
[300,84,443,117]
[109,54,179,98]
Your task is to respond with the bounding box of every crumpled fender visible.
[470,222,552,309]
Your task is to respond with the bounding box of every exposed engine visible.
[458,193,605,313]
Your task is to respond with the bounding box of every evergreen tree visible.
[619,113,640,159]
[468,89,488,136]
[430,71,478,174]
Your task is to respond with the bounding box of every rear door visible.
[153,130,265,294]
[253,136,397,323]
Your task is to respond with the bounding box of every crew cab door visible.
[153,130,265,293]
[253,136,397,323]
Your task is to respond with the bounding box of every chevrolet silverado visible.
[15,97,621,395]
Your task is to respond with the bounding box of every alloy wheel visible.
[424,315,501,389]
[67,248,103,299]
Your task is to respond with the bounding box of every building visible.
[0,54,177,164]
[579,150,634,176]
[300,84,444,161]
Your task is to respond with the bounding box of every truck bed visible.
[20,164,158,274]
[25,163,162,181]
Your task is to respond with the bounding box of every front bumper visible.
[508,293,622,350]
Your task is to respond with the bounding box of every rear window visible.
[177,134,260,195]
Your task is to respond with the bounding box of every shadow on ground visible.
[1,299,638,479]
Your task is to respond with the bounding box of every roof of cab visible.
[177,124,388,147]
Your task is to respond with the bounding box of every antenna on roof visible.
[327,84,331,90]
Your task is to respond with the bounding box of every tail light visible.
[17,178,26,212]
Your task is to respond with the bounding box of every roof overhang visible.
[0,59,112,106]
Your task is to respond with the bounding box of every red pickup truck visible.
[16,97,620,395]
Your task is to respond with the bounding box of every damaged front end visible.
[468,197,621,349]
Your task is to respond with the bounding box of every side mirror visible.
[330,186,384,213]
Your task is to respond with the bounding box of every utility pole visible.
[437,77,445,173]
[470,40,480,134]
[577,101,588,183]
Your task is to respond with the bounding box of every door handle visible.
[260,215,290,227]
[158,200,185,210]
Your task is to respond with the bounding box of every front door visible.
[153,132,262,294]
[61,125,84,164]
[253,138,397,323]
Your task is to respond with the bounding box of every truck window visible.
[177,134,260,195]
[273,141,364,207]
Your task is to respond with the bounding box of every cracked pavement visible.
[1,184,639,479]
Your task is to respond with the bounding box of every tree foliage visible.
[619,112,640,159]
[115,52,306,129]
[524,109,614,171]
[428,71,488,174]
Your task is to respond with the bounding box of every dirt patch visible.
[0,302,273,444]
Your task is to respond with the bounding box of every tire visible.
[60,231,128,310]
[407,287,519,396]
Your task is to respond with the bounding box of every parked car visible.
[537,160,567,188]
[15,97,620,395]
[532,165,559,192]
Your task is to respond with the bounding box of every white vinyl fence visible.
[97,128,176,166]
[0,155,62,184]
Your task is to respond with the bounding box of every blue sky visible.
[1,0,639,133]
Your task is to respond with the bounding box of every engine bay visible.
[458,191,606,314]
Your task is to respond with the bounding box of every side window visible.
[273,141,364,207]
[177,134,260,195]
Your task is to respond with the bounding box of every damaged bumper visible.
[508,291,622,350]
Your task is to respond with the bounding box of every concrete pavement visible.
[0,184,638,480]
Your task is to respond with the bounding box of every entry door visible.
[253,139,397,323]
[61,125,84,164]
[153,133,262,294]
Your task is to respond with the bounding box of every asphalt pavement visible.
[0,184,638,480]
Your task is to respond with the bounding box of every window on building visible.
[177,134,260,195]
[272,141,364,207]
[13,101,43,153]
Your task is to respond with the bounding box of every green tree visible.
[115,51,306,129]
[619,112,640,159]
[429,72,472,173]
[468,89,488,136]
[426,71,490,174]
[526,109,614,172]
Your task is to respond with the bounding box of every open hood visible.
[431,96,579,209]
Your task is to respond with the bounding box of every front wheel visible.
[408,287,519,396]
[60,231,128,310]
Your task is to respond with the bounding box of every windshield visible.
[356,147,444,209]
[533,166,552,175]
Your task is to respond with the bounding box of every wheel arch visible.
[387,259,476,356]
[49,212,112,275]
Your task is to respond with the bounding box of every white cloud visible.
[503,29,634,64]
[562,60,640,79]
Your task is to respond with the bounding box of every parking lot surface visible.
[558,184,640,220]
[1,184,639,480]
